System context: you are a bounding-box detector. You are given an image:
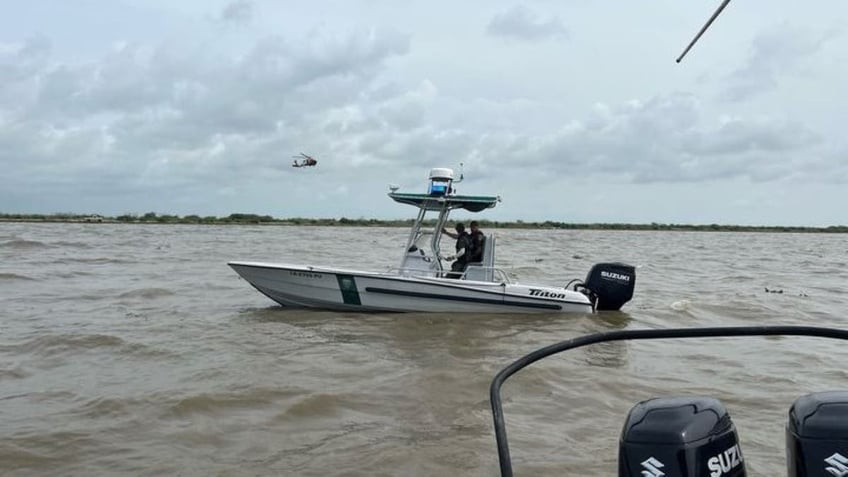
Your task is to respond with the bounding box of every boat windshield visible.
[408,230,432,252]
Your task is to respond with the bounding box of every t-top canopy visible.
[388,192,500,213]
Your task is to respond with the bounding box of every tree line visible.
[1,213,847,233]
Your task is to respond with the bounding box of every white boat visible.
[229,168,635,313]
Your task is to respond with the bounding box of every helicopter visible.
[292,152,318,168]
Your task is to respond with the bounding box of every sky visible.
[1,0,847,226]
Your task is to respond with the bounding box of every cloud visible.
[219,0,253,24]
[2,32,840,217]
[0,20,844,219]
[0,28,412,205]
[721,23,839,101]
[458,93,827,184]
[486,5,568,42]
[0,36,51,106]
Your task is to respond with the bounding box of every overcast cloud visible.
[1,0,847,226]
[721,23,839,101]
[218,0,253,24]
[486,5,569,42]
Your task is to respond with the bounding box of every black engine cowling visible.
[787,391,848,476]
[583,262,635,311]
[619,396,746,477]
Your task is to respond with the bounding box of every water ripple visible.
[1,224,846,476]
[0,239,48,250]
[3,334,125,357]
[0,272,36,281]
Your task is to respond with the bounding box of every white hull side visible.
[228,261,592,313]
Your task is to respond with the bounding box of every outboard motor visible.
[619,396,746,477]
[787,391,848,476]
[583,262,635,310]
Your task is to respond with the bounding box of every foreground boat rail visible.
[489,325,848,477]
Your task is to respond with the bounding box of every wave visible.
[0,272,36,281]
[0,430,100,469]
[74,396,138,419]
[52,241,92,249]
[55,271,93,279]
[61,257,135,265]
[277,393,343,420]
[0,239,48,250]
[118,341,178,360]
[0,365,30,381]
[2,334,178,366]
[168,388,298,416]
[117,288,175,300]
[4,334,125,357]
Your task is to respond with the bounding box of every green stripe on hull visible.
[336,274,362,305]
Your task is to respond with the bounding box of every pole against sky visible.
[0,0,846,226]
[676,0,733,63]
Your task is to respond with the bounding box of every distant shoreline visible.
[1,213,846,233]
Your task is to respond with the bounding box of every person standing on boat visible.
[442,223,472,278]
[468,220,485,264]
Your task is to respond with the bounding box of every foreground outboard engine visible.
[619,396,746,477]
[582,262,636,310]
[787,391,848,476]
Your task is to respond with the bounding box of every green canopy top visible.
[388,192,500,213]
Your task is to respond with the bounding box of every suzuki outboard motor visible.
[787,391,848,476]
[619,396,746,477]
[583,262,635,310]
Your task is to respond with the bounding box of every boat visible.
[228,167,636,313]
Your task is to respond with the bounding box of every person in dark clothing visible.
[468,220,485,263]
[442,223,472,278]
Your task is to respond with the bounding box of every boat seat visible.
[463,234,495,281]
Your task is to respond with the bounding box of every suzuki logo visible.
[640,457,665,477]
[825,452,848,477]
[707,444,744,477]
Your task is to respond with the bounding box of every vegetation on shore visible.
[1,212,847,233]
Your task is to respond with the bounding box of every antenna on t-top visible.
[676,0,732,63]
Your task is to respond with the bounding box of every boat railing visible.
[386,267,442,278]
[494,267,512,283]
[385,265,512,283]
[490,326,848,477]
[461,266,512,283]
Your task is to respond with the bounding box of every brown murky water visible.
[2,223,847,475]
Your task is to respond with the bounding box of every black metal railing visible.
[490,325,848,477]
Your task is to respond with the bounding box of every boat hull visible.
[228,261,593,313]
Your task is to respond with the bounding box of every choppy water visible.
[1,223,847,476]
